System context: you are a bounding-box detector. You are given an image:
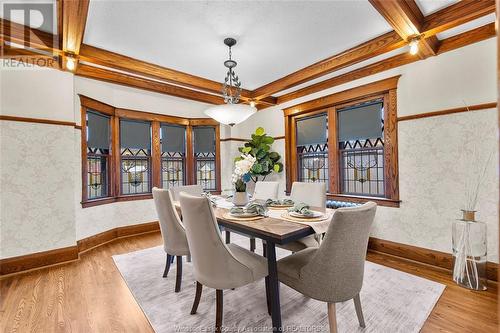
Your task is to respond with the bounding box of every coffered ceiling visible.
[83,0,393,89]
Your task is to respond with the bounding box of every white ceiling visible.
[415,0,459,16]
[83,0,394,89]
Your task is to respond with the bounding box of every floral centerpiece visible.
[231,154,256,206]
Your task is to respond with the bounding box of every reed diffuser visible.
[452,138,492,291]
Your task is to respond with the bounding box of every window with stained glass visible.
[120,119,152,195]
[296,113,329,190]
[337,99,385,197]
[86,110,111,200]
[160,124,186,189]
[193,126,217,191]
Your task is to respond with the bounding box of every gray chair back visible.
[179,193,254,289]
[253,181,279,200]
[170,184,203,201]
[302,202,377,302]
[152,187,190,256]
[290,182,327,212]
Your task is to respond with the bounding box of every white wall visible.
[226,38,499,262]
[1,66,77,258]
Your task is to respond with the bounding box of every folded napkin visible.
[265,198,295,206]
[202,192,217,207]
[230,202,268,216]
[288,202,314,217]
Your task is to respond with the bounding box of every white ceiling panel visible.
[415,0,459,16]
[83,0,393,89]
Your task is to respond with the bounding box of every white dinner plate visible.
[289,211,323,219]
[230,211,259,218]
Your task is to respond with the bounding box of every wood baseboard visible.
[0,246,79,276]
[0,221,160,276]
[368,237,498,282]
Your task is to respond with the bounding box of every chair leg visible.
[225,230,231,244]
[327,303,338,333]
[175,256,182,292]
[353,293,366,328]
[163,254,172,278]
[190,282,203,315]
[265,276,271,315]
[250,238,256,252]
[215,289,223,333]
[262,241,267,257]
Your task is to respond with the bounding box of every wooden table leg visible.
[266,242,282,332]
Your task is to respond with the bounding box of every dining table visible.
[175,196,334,332]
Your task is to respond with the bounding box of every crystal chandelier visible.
[204,38,256,126]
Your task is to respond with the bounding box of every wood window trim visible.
[283,76,401,208]
[79,95,221,208]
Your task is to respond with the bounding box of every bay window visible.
[80,95,220,207]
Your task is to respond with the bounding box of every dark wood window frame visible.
[80,95,221,208]
[283,76,400,208]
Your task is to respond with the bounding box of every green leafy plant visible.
[235,127,283,182]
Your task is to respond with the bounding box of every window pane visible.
[87,111,110,150]
[194,127,215,153]
[161,124,186,189]
[120,119,152,195]
[338,100,385,197]
[120,119,151,150]
[296,114,327,146]
[194,126,216,191]
[161,124,185,153]
[86,110,110,200]
[337,101,383,142]
[295,114,329,190]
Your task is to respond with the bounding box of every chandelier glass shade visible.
[204,38,256,126]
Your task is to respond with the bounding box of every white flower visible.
[232,154,256,184]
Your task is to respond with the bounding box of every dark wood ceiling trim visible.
[61,0,89,70]
[283,76,401,116]
[251,31,405,101]
[78,44,277,107]
[437,22,495,54]
[368,0,439,58]
[75,64,225,105]
[277,23,496,104]
[422,0,496,37]
[0,18,57,52]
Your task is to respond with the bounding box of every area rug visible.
[113,234,445,332]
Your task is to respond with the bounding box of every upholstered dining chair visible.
[265,182,327,254]
[169,184,203,201]
[277,202,377,332]
[152,187,190,292]
[252,181,279,201]
[179,193,270,332]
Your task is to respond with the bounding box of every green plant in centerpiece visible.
[235,127,283,182]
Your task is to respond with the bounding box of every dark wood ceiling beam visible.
[75,64,226,105]
[0,18,58,52]
[60,0,89,70]
[368,0,439,58]
[78,44,277,107]
[250,31,405,101]
[422,0,496,37]
[277,23,496,104]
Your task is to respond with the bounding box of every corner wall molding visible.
[397,102,497,122]
[0,115,81,129]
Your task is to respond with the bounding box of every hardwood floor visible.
[1,232,497,332]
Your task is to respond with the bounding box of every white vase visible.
[233,191,249,206]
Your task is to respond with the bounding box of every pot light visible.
[66,55,76,71]
[409,38,420,55]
